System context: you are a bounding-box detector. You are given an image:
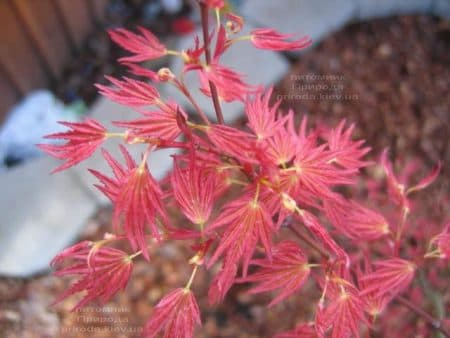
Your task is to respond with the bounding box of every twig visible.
[287,223,450,337]
[288,223,329,259]
[176,79,211,125]
[396,296,449,337]
[199,2,224,124]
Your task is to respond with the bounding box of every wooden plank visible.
[89,0,109,24]
[0,71,19,124]
[0,1,48,94]
[53,0,93,49]
[10,0,72,79]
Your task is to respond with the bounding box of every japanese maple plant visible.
[40,1,449,337]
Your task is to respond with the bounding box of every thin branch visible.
[199,2,224,124]
[175,79,211,125]
[288,223,329,259]
[396,296,449,337]
[287,222,450,337]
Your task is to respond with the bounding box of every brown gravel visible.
[276,15,450,175]
[1,15,449,338]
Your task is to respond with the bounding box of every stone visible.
[241,0,355,48]
[432,0,450,18]
[353,0,433,20]
[72,97,178,205]
[241,0,450,50]
[0,156,97,276]
[164,23,290,123]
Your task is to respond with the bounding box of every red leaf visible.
[96,76,160,107]
[250,28,311,51]
[144,288,201,338]
[360,258,416,300]
[325,196,390,241]
[114,101,185,141]
[207,192,275,277]
[171,155,217,225]
[245,87,284,140]
[326,120,372,170]
[51,242,133,311]
[108,26,166,63]
[237,241,311,306]
[316,276,368,338]
[38,118,106,172]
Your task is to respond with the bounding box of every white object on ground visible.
[0,156,97,277]
[0,90,82,170]
[161,0,183,13]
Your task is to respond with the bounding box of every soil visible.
[0,14,449,338]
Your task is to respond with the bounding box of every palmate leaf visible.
[113,101,186,141]
[250,28,312,51]
[206,192,275,277]
[108,26,166,63]
[237,241,311,307]
[96,76,160,107]
[90,146,166,260]
[51,242,133,312]
[38,119,106,172]
[360,258,416,300]
[171,155,217,225]
[144,288,201,338]
[316,276,368,338]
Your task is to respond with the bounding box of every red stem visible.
[288,223,329,259]
[396,296,449,337]
[394,204,409,256]
[199,2,224,124]
[174,79,210,125]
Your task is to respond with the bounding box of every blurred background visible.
[0,0,449,337]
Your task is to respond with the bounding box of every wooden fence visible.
[0,0,109,122]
